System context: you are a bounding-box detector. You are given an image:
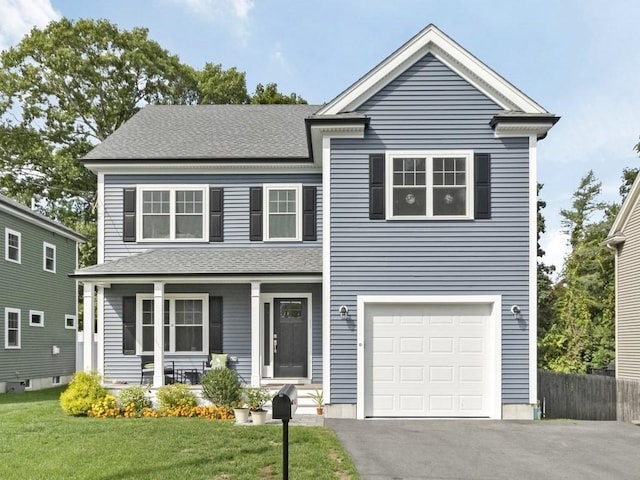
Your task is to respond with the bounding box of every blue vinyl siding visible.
[329,53,531,403]
[103,173,321,261]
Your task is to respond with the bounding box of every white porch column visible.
[82,282,95,372]
[250,281,261,386]
[153,282,165,387]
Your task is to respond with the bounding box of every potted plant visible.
[232,398,250,424]
[245,387,271,425]
[309,388,324,415]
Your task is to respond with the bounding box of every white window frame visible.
[385,150,474,220]
[5,307,21,349]
[43,242,56,272]
[5,228,21,264]
[137,185,209,242]
[263,184,302,241]
[52,376,61,385]
[29,310,44,327]
[65,315,77,330]
[135,293,209,355]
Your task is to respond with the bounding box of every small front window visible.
[264,185,301,241]
[30,310,44,327]
[140,187,206,241]
[43,243,56,272]
[5,229,21,263]
[65,315,77,330]
[387,151,473,219]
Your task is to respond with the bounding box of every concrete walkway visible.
[326,419,640,480]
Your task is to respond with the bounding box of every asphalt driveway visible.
[326,419,640,480]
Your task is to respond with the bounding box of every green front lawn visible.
[0,387,358,480]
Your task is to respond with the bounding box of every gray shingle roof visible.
[0,193,85,242]
[72,247,322,277]
[83,104,322,160]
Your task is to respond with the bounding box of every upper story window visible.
[139,186,208,241]
[386,151,473,220]
[43,242,56,272]
[5,307,21,349]
[5,229,21,263]
[29,310,44,327]
[264,184,302,241]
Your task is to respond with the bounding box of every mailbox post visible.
[272,384,297,480]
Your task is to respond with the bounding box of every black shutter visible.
[249,187,263,241]
[209,187,224,242]
[369,154,385,219]
[122,296,136,355]
[209,297,223,354]
[302,186,317,241]
[474,153,491,219]
[123,188,136,242]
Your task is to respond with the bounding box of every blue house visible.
[73,24,558,419]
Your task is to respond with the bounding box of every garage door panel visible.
[365,302,495,418]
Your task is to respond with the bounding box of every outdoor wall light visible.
[510,305,522,320]
[339,305,349,320]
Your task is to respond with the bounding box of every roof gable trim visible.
[605,173,640,245]
[317,24,548,116]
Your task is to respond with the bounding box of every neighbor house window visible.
[136,294,208,354]
[65,315,77,330]
[139,186,207,241]
[43,242,56,272]
[29,310,44,327]
[5,229,21,263]
[5,308,21,349]
[52,376,61,385]
[387,151,473,219]
[264,184,301,241]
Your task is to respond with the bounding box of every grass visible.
[0,387,358,480]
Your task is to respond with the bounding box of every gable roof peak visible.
[317,23,549,116]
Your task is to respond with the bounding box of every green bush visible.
[118,385,151,416]
[201,368,241,407]
[156,383,197,412]
[59,371,108,416]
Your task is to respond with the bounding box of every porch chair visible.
[140,355,175,385]
[202,353,228,374]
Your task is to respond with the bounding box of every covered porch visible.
[72,247,323,389]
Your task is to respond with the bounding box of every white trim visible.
[385,150,474,220]
[5,228,21,264]
[135,292,209,355]
[606,170,640,243]
[492,122,556,139]
[97,172,105,264]
[260,292,313,382]
[43,242,56,273]
[74,274,322,286]
[321,135,332,404]
[318,24,547,116]
[263,184,303,242]
[82,283,95,372]
[64,314,77,330]
[137,185,209,242]
[251,282,261,386]
[96,287,104,377]
[4,307,21,349]
[614,247,620,377]
[528,135,538,404]
[29,310,44,327]
[356,294,502,420]
[84,162,322,175]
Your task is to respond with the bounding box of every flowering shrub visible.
[89,394,122,418]
[156,383,197,412]
[118,386,151,417]
[60,371,109,416]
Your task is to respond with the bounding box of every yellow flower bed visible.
[89,397,234,420]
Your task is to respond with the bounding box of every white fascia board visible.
[607,172,640,240]
[73,275,322,286]
[318,24,547,116]
[492,122,556,140]
[310,124,366,166]
[83,162,321,175]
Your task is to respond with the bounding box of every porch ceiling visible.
[71,247,322,279]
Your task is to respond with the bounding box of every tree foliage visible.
[0,18,306,267]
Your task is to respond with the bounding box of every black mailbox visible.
[272,384,297,420]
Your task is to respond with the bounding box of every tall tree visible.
[251,83,306,104]
[537,183,557,340]
[196,63,249,104]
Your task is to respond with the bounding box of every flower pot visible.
[316,406,324,416]
[251,409,268,425]
[233,407,250,424]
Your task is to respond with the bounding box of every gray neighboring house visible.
[0,194,84,392]
[73,24,558,419]
[604,173,640,380]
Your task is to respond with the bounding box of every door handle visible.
[273,333,278,354]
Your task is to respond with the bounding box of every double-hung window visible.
[43,242,56,272]
[5,308,21,349]
[139,187,207,241]
[136,294,208,354]
[387,150,473,219]
[264,184,301,241]
[5,229,20,263]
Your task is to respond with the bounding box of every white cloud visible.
[171,0,254,42]
[540,228,570,278]
[271,42,292,75]
[0,0,60,52]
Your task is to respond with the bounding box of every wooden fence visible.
[538,369,640,422]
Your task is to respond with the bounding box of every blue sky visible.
[1,0,639,273]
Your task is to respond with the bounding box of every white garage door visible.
[364,302,498,417]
